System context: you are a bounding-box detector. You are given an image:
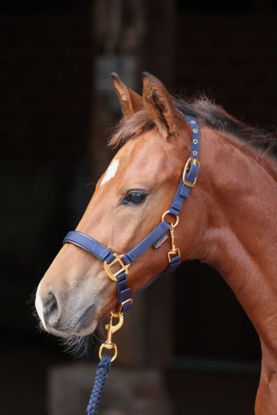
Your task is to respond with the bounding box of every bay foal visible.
[36,73,277,414]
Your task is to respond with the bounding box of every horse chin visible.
[39,310,99,339]
[51,319,99,357]
[43,319,99,338]
[69,318,99,337]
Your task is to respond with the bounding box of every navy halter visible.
[63,115,200,312]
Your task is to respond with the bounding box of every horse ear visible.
[142,72,182,139]
[111,73,143,117]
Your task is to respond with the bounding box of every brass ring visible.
[99,343,118,362]
[161,210,179,228]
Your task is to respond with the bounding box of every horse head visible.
[35,73,205,338]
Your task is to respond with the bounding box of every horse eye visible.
[121,190,148,206]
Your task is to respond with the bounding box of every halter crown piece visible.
[63,114,200,415]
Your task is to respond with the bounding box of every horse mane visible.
[109,96,277,159]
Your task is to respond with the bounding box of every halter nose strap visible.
[63,114,200,312]
[63,231,115,263]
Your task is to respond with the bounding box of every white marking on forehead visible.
[35,281,47,330]
[100,159,119,186]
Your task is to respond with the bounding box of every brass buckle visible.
[118,298,133,313]
[182,157,200,188]
[104,253,130,282]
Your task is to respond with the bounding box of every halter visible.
[63,114,200,313]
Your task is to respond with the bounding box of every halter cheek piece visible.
[63,115,200,313]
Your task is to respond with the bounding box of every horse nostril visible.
[43,291,61,327]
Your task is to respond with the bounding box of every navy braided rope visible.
[86,354,111,415]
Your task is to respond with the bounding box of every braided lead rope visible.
[86,354,111,415]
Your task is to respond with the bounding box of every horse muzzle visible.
[35,281,98,337]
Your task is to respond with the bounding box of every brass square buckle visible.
[104,253,130,281]
[168,248,180,263]
[118,298,133,313]
[182,157,200,188]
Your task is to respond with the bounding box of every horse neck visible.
[194,126,277,358]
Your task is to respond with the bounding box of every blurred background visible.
[1,0,276,414]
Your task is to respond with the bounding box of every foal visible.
[35,73,277,414]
